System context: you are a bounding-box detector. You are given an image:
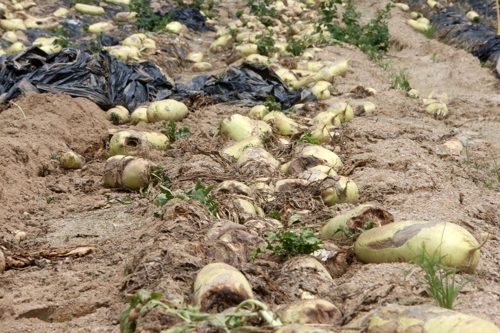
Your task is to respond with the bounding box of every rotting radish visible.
[103,155,155,190]
[277,299,342,325]
[193,262,254,312]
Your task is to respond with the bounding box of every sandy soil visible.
[1,0,500,332]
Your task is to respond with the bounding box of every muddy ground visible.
[1,0,500,332]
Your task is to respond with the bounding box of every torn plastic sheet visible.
[0,47,173,111]
[0,49,315,111]
[173,63,317,109]
[402,1,500,67]
[157,6,215,33]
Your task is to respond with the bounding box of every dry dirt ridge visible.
[1,0,500,332]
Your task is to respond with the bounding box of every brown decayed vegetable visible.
[277,299,342,325]
[108,130,151,158]
[193,262,254,312]
[103,155,155,190]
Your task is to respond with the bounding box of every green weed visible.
[389,68,411,91]
[89,35,103,53]
[153,179,219,218]
[120,289,281,333]
[481,61,494,68]
[421,26,436,39]
[411,245,476,309]
[330,219,376,241]
[51,27,77,48]
[69,0,98,6]
[431,52,445,62]
[49,153,61,161]
[255,30,279,56]
[250,228,323,262]
[315,1,393,60]
[249,0,279,18]
[157,120,191,143]
[287,37,307,57]
[215,71,227,81]
[269,210,281,220]
[263,95,282,111]
[130,0,173,32]
[109,112,121,124]
[109,197,133,205]
[150,166,171,185]
[295,132,320,145]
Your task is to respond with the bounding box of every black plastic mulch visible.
[0,48,315,111]
[0,47,173,111]
[402,1,500,64]
[173,63,317,110]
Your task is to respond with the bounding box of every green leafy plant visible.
[109,197,133,205]
[82,22,90,32]
[120,289,281,333]
[430,52,445,62]
[250,228,323,262]
[151,166,171,185]
[153,179,219,218]
[287,37,307,56]
[255,30,279,56]
[296,132,320,145]
[421,26,436,39]
[263,95,282,111]
[315,1,393,60]
[172,0,217,19]
[331,219,376,241]
[130,0,173,32]
[249,0,278,18]
[236,9,244,18]
[51,27,76,48]
[109,112,121,125]
[157,120,191,143]
[269,210,281,220]
[215,71,227,81]
[411,245,476,309]
[46,197,54,204]
[69,0,98,6]
[89,35,103,53]
[389,68,411,91]
[49,152,61,161]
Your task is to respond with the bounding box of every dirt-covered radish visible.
[108,130,151,158]
[277,299,342,325]
[320,176,359,206]
[60,151,84,169]
[193,262,254,312]
[295,145,343,171]
[103,155,155,190]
